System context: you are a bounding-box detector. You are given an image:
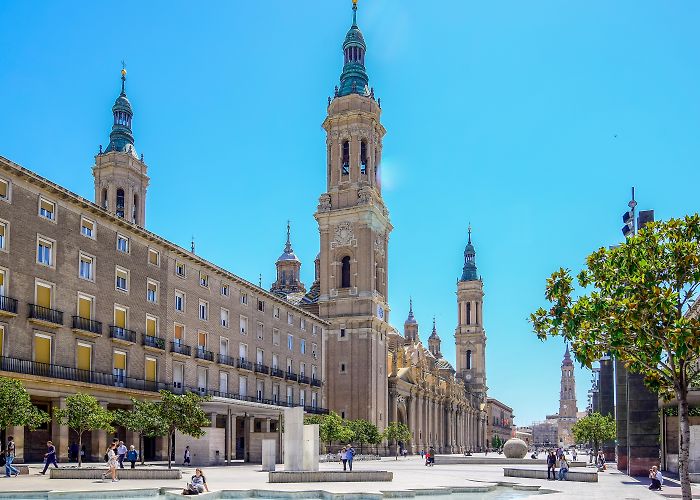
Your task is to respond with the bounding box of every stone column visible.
[244,416,255,463]
[416,393,423,449]
[91,401,110,462]
[10,426,24,463]
[51,397,70,462]
[262,418,271,433]
[626,371,660,476]
[599,357,615,460]
[615,359,628,471]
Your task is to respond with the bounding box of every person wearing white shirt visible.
[649,465,663,490]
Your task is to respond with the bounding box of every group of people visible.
[545,449,570,481]
[338,444,356,471]
[419,447,436,466]
[102,439,139,481]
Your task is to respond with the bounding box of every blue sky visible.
[1,1,698,426]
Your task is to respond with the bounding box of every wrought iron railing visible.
[71,316,102,334]
[286,371,298,382]
[271,368,285,378]
[217,354,237,367]
[143,335,165,350]
[311,378,322,387]
[109,326,137,343]
[0,295,18,314]
[170,342,191,356]
[28,304,63,325]
[238,358,253,371]
[254,363,270,375]
[195,348,214,362]
[299,375,310,385]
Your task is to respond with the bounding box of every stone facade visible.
[557,345,578,446]
[486,397,514,447]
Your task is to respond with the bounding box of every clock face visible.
[377,305,384,320]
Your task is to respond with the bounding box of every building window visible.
[35,280,53,309]
[147,280,159,303]
[148,249,160,266]
[240,292,248,305]
[312,343,317,359]
[300,318,306,331]
[221,308,229,328]
[360,140,368,175]
[300,339,306,355]
[239,343,248,362]
[37,236,54,267]
[221,284,229,296]
[258,299,265,312]
[257,322,264,340]
[340,363,346,373]
[199,300,209,321]
[173,362,184,389]
[272,353,279,369]
[34,333,52,365]
[240,316,248,335]
[300,389,306,407]
[79,252,94,281]
[312,324,318,336]
[145,357,157,382]
[39,197,56,221]
[76,342,92,371]
[287,386,293,405]
[312,365,318,380]
[117,234,129,253]
[199,272,209,288]
[197,367,207,394]
[341,140,349,175]
[80,217,95,239]
[146,315,158,338]
[466,349,472,370]
[0,220,6,251]
[287,312,293,325]
[0,269,7,297]
[219,372,228,394]
[272,329,280,346]
[116,188,125,218]
[300,362,306,377]
[113,305,128,331]
[175,290,185,312]
[341,256,351,288]
[77,294,94,320]
[287,334,293,351]
[174,323,185,346]
[175,261,186,277]
[340,328,346,338]
[0,179,9,202]
[115,267,129,292]
[466,302,471,325]
[197,331,207,350]
[113,350,127,386]
[239,376,247,397]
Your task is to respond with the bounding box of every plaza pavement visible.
[0,453,693,499]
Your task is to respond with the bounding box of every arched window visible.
[132,194,138,224]
[341,256,351,288]
[466,350,472,370]
[281,270,287,285]
[341,141,350,175]
[475,303,479,325]
[116,188,125,218]
[102,188,108,209]
[360,140,368,175]
[466,302,471,325]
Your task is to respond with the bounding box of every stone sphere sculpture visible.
[503,438,528,459]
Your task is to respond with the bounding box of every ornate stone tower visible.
[455,226,487,398]
[404,299,418,343]
[270,222,306,296]
[93,68,149,226]
[315,0,391,427]
[428,318,441,358]
[558,344,578,445]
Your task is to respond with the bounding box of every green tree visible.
[116,399,168,465]
[305,411,354,452]
[571,412,616,458]
[0,377,50,433]
[383,422,412,459]
[531,215,700,499]
[491,435,503,451]
[348,419,380,454]
[54,393,114,467]
[157,391,210,469]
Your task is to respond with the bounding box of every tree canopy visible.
[0,377,49,431]
[571,412,616,456]
[116,399,168,464]
[157,391,210,469]
[383,422,412,459]
[54,393,114,467]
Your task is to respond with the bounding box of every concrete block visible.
[302,424,319,472]
[503,467,598,483]
[49,468,182,480]
[262,439,276,472]
[268,470,393,483]
[283,407,304,471]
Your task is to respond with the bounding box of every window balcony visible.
[299,375,310,385]
[238,358,253,371]
[217,354,237,367]
[142,335,165,350]
[311,378,322,387]
[0,355,168,393]
[170,342,192,357]
[0,295,18,317]
[305,405,328,415]
[271,368,285,379]
[286,371,298,382]
[109,326,137,344]
[195,348,214,362]
[254,363,270,375]
[71,316,102,336]
[28,304,63,327]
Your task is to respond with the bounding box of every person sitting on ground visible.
[649,465,663,491]
[596,451,606,471]
[558,456,569,481]
[127,445,138,469]
[187,468,209,494]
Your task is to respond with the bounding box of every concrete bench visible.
[49,467,182,480]
[269,470,393,483]
[503,467,598,483]
[435,457,588,467]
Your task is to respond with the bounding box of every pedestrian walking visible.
[183,445,191,466]
[340,447,348,471]
[117,440,127,469]
[5,437,19,477]
[420,449,424,459]
[40,441,58,475]
[127,445,138,469]
[102,441,119,482]
[546,451,556,480]
[345,444,355,471]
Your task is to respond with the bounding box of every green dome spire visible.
[337,0,370,97]
[104,66,137,157]
[460,224,478,281]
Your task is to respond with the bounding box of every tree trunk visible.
[78,432,83,467]
[677,389,691,500]
[167,431,173,470]
[139,433,144,465]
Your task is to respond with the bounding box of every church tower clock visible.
[315,0,391,428]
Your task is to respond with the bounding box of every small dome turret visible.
[104,67,137,157]
[336,0,371,98]
[460,224,478,282]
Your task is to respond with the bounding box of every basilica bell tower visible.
[315,0,391,428]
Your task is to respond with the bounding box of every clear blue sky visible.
[1,1,698,426]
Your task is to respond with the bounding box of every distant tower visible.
[428,317,441,357]
[270,221,306,295]
[93,67,149,226]
[315,0,390,427]
[455,225,487,398]
[558,344,578,445]
[404,299,418,343]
